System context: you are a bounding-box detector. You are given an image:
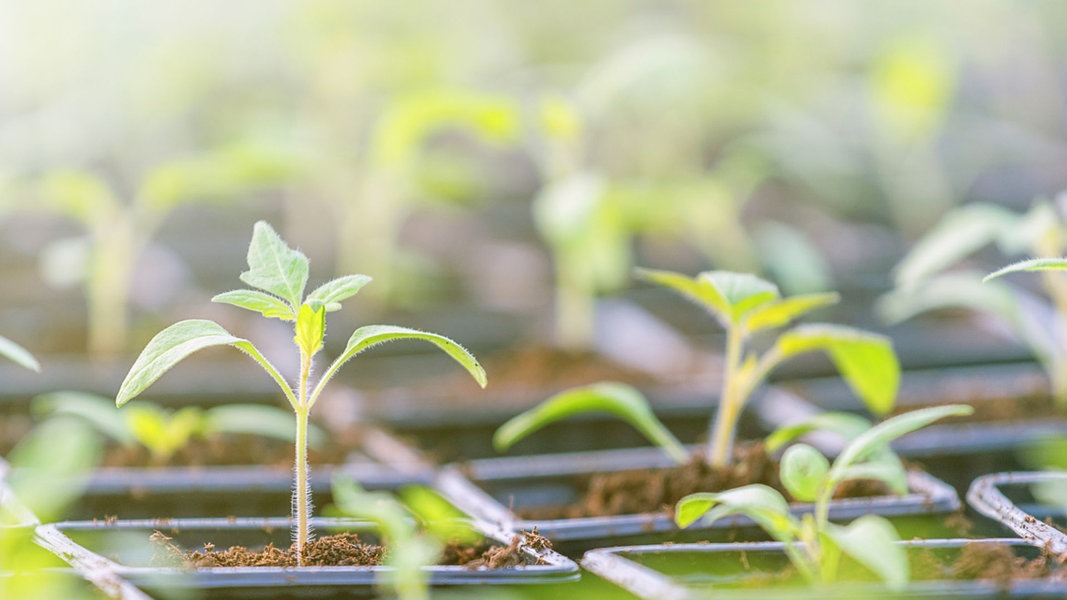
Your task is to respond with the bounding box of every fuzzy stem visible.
[294,405,311,566]
[293,349,313,565]
[707,324,743,468]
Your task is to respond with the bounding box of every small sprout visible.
[493,382,688,465]
[881,199,1067,404]
[33,392,326,466]
[676,404,972,589]
[637,268,900,468]
[115,221,486,564]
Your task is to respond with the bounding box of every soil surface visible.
[150,530,547,568]
[517,442,890,520]
[914,541,1059,587]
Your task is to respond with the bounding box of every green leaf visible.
[766,412,873,452]
[635,267,731,324]
[38,170,119,223]
[399,486,480,544]
[877,271,1019,325]
[774,324,900,416]
[310,325,486,407]
[493,382,688,464]
[742,292,840,334]
[836,456,908,495]
[985,258,1067,282]
[206,404,326,448]
[212,289,296,321]
[117,319,296,409]
[294,303,326,358]
[0,334,39,372]
[31,392,133,445]
[306,275,373,311]
[894,203,1016,287]
[703,271,780,320]
[779,444,829,502]
[831,404,973,480]
[239,221,309,309]
[824,516,908,590]
[675,486,799,542]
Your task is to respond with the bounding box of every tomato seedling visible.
[115,221,486,564]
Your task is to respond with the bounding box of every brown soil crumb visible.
[518,442,890,519]
[150,530,543,569]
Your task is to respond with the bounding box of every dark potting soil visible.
[150,530,548,569]
[517,442,889,520]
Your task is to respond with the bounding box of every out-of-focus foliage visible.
[3,0,1067,330]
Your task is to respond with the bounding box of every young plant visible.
[14,140,302,357]
[33,392,326,466]
[637,268,899,468]
[114,221,486,564]
[675,404,973,589]
[879,199,1067,403]
[494,382,689,465]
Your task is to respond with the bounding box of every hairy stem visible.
[708,325,743,468]
[293,350,313,565]
[293,405,311,566]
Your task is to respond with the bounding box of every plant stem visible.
[555,262,595,352]
[707,324,743,468]
[294,405,310,566]
[294,350,313,566]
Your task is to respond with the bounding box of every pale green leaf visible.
[294,303,326,358]
[238,221,309,309]
[774,324,900,415]
[117,320,250,406]
[877,271,1019,325]
[212,289,296,321]
[895,203,1016,287]
[701,271,780,321]
[532,172,605,244]
[493,382,687,464]
[38,170,119,223]
[985,258,1067,282]
[753,220,835,295]
[779,444,829,502]
[331,477,416,544]
[310,325,485,407]
[743,292,840,334]
[306,275,373,310]
[31,392,133,445]
[824,516,908,590]
[0,334,39,371]
[634,267,731,324]
[836,456,908,495]
[206,404,326,448]
[675,486,799,542]
[766,412,873,452]
[831,405,973,480]
[399,486,480,544]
